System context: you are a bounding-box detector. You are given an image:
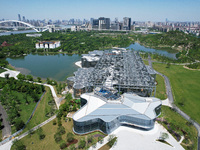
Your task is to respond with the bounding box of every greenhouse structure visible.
[67,48,156,98]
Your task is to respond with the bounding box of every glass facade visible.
[155,104,162,116]
[73,97,158,134]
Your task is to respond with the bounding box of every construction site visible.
[67,48,156,98]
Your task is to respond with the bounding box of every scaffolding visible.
[67,49,156,98]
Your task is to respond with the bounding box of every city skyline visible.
[0,0,200,22]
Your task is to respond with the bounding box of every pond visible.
[126,43,177,59]
[7,43,176,81]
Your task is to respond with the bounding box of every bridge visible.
[0,20,53,32]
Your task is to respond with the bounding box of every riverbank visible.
[135,41,179,54]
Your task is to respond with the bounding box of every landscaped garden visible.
[11,117,106,150]
[158,106,197,150]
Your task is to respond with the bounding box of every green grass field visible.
[22,86,56,134]
[153,62,200,124]
[159,106,197,150]
[155,74,167,100]
[11,118,105,150]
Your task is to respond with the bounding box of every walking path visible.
[0,115,56,150]
[148,54,200,150]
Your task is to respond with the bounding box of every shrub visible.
[53,120,57,125]
[78,138,86,149]
[67,132,74,143]
[57,126,66,135]
[54,132,62,143]
[87,135,93,143]
[107,135,117,148]
[60,142,67,149]
[39,134,46,140]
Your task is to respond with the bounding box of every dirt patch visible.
[67,139,78,147]
[183,66,200,71]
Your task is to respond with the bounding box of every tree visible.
[15,119,25,131]
[159,132,169,141]
[37,77,42,83]
[5,73,9,79]
[26,75,33,81]
[73,104,77,111]
[17,73,25,80]
[12,139,26,150]
[37,127,45,140]
[66,132,74,143]
[166,62,171,68]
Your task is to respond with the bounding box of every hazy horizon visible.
[0,0,200,22]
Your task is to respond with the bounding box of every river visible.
[0,30,37,36]
[7,43,176,81]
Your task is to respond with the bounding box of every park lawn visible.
[0,67,6,73]
[10,91,40,133]
[22,86,56,134]
[155,74,167,100]
[158,106,197,150]
[12,118,105,150]
[152,62,200,124]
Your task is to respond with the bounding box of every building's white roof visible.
[73,93,161,122]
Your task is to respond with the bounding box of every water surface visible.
[7,54,81,81]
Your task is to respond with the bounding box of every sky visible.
[0,0,200,22]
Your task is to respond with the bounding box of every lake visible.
[7,43,176,81]
[7,54,81,81]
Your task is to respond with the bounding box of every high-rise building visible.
[92,19,99,29]
[18,14,21,21]
[98,17,110,30]
[22,16,26,22]
[123,17,131,30]
[90,18,94,25]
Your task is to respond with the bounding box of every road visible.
[148,54,200,150]
[0,104,11,139]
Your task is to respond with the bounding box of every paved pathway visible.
[0,104,11,140]
[0,68,20,79]
[0,115,56,150]
[148,54,200,150]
